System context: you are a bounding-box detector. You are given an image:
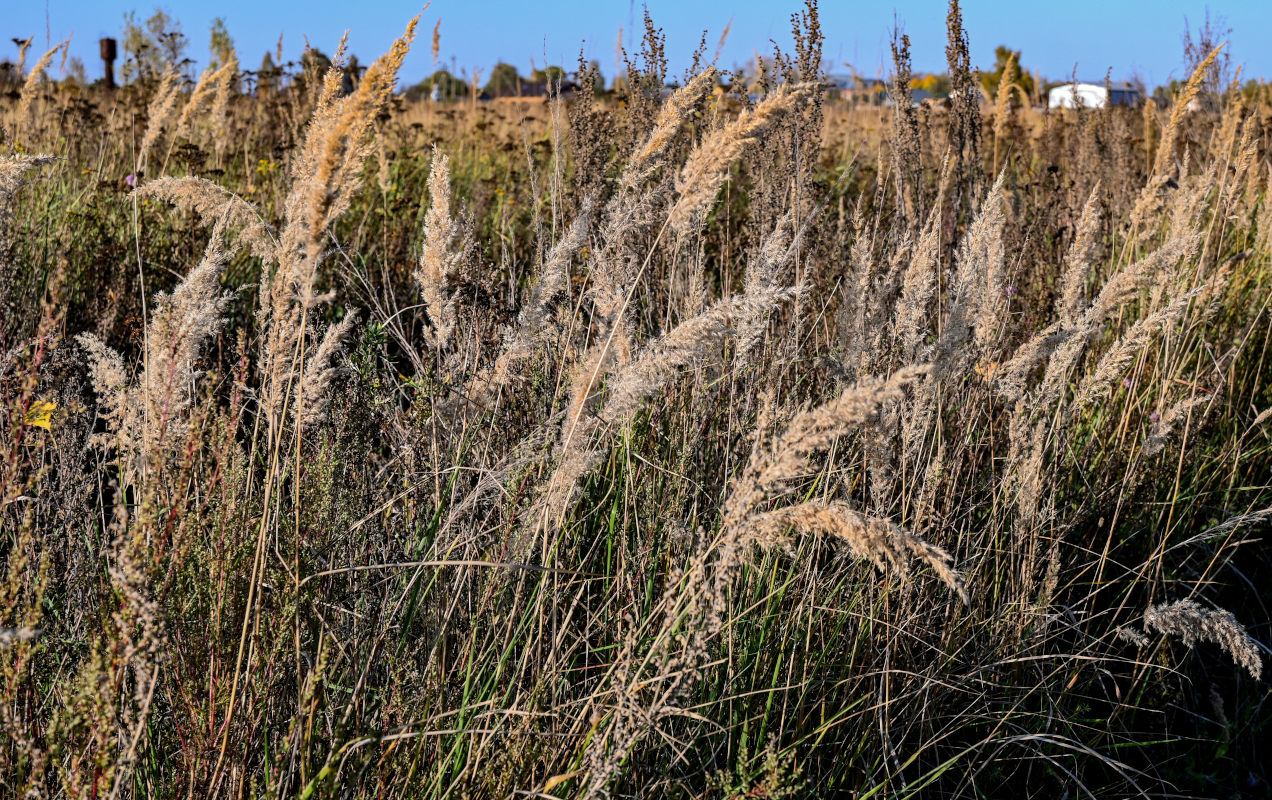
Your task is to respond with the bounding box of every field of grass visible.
[2,2,1270,797]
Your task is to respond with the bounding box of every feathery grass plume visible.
[78,234,229,480]
[295,312,357,428]
[735,211,795,365]
[967,170,1008,354]
[990,52,1028,175]
[431,19,441,64]
[730,365,930,518]
[1143,394,1214,456]
[176,65,217,139]
[1218,113,1259,210]
[261,17,417,423]
[136,70,185,171]
[1170,507,1272,551]
[622,68,718,190]
[1141,96,1157,164]
[585,70,720,373]
[140,176,276,260]
[177,53,238,141]
[991,51,1018,143]
[1211,71,1245,163]
[1013,231,1200,410]
[540,287,797,531]
[1072,275,1223,409]
[1164,165,1216,244]
[600,287,798,425]
[836,208,879,379]
[14,40,65,130]
[1143,599,1262,679]
[1058,183,1102,327]
[993,186,1102,401]
[1085,232,1201,325]
[14,38,31,74]
[209,51,239,149]
[459,201,593,410]
[895,185,946,361]
[0,154,57,207]
[746,502,968,603]
[1154,44,1224,180]
[1132,43,1224,228]
[415,146,462,347]
[583,364,951,797]
[934,170,1006,372]
[313,31,352,115]
[1003,231,1199,523]
[994,322,1066,403]
[666,82,810,236]
[289,19,416,249]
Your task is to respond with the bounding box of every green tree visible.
[530,65,565,84]
[121,8,189,82]
[209,17,234,69]
[403,69,468,103]
[484,61,521,97]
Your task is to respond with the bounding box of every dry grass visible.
[1,2,1270,798]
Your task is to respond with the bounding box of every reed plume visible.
[415,146,463,347]
[667,83,810,236]
[79,234,229,480]
[1058,184,1102,327]
[1142,599,1262,680]
[140,176,276,259]
[747,502,967,601]
[1132,43,1225,228]
[136,71,185,171]
[14,41,65,130]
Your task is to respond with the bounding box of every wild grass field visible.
[1,2,1270,797]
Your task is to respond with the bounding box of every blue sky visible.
[6,1,1272,89]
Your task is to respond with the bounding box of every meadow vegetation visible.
[1,2,1269,797]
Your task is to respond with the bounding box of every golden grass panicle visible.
[1143,599,1262,680]
[136,70,185,171]
[600,286,798,425]
[14,40,66,129]
[1132,43,1225,228]
[79,234,230,480]
[747,502,968,603]
[728,364,930,522]
[140,176,276,260]
[415,146,463,347]
[260,17,417,424]
[1058,183,1102,327]
[667,82,810,236]
[177,52,239,142]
